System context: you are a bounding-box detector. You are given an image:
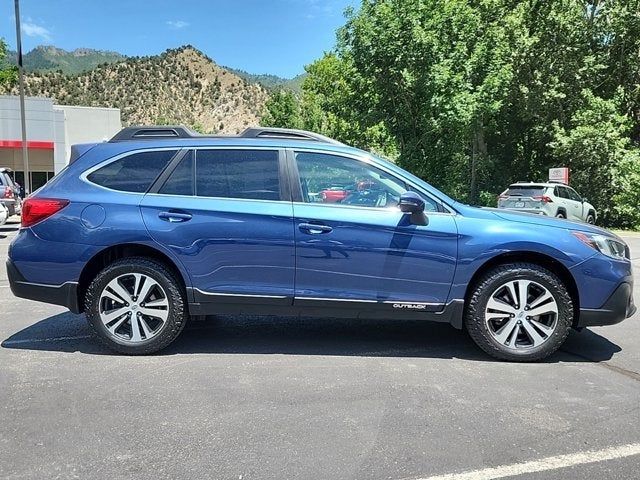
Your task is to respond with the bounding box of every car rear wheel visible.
[586,214,596,224]
[555,212,565,219]
[465,263,573,362]
[84,257,187,354]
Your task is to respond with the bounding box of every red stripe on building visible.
[0,140,55,149]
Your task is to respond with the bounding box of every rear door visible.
[140,148,295,305]
[289,149,457,310]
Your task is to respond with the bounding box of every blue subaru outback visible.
[7,126,635,361]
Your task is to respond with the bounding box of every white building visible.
[0,95,121,192]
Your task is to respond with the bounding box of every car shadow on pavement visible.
[1,311,622,363]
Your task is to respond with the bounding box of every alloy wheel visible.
[98,273,169,343]
[484,279,558,350]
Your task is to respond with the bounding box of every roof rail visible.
[108,125,344,145]
[239,127,344,145]
[109,125,203,142]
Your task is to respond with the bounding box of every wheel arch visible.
[556,207,567,217]
[464,251,580,327]
[77,243,190,313]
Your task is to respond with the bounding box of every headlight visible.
[572,231,628,259]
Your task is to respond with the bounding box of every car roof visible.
[89,136,371,162]
[89,125,369,158]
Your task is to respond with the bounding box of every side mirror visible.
[399,191,428,226]
[399,191,425,214]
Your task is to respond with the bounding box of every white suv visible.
[498,182,597,224]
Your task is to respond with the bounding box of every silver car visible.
[498,182,597,224]
[0,168,22,217]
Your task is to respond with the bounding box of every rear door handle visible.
[298,223,333,234]
[158,211,192,223]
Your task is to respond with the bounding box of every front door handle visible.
[158,211,192,223]
[299,223,333,234]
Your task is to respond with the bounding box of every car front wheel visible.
[85,257,187,354]
[465,263,573,362]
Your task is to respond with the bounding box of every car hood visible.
[458,204,622,240]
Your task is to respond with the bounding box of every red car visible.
[320,186,349,203]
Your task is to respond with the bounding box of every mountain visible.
[226,68,305,93]
[2,46,269,134]
[8,45,305,90]
[8,45,125,74]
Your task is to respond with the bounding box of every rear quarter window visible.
[87,150,177,193]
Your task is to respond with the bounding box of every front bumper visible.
[577,282,636,327]
[6,258,80,313]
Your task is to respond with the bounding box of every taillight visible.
[21,198,70,228]
[533,195,553,203]
[3,186,12,199]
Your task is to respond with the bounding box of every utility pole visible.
[14,0,30,195]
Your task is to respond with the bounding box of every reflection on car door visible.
[290,150,458,310]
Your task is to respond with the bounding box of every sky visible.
[1,0,359,78]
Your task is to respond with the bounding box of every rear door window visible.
[87,150,177,193]
[195,149,281,201]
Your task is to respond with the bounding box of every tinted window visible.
[87,150,177,193]
[296,151,438,211]
[556,186,569,199]
[195,149,280,201]
[159,151,194,196]
[506,185,546,197]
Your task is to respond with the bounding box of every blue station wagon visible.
[7,126,636,361]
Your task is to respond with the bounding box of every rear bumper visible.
[499,207,546,215]
[577,282,636,327]
[6,258,80,313]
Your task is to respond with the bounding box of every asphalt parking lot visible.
[1,217,638,480]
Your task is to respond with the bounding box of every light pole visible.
[14,0,30,195]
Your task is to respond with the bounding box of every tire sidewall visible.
[85,258,185,354]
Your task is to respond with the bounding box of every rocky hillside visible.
[3,46,269,134]
[8,45,125,74]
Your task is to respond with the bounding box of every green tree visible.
[284,0,640,227]
[261,89,302,129]
[0,39,18,88]
[550,89,632,225]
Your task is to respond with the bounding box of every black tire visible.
[465,263,573,362]
[586,214,596,225]
[555,212,565,219]
[84,257,187,354]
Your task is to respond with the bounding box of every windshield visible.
[505,186,546,197]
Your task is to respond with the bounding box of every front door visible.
[140,148,295,305]
[290,150,458,310]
